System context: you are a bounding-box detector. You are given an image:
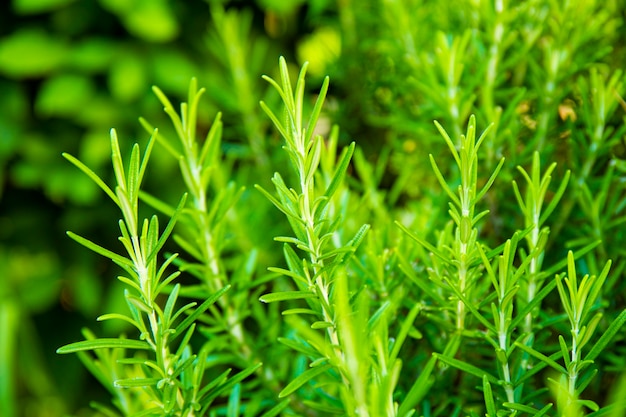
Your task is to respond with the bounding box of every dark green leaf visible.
[260,399,290,417]
[433,353,499,385]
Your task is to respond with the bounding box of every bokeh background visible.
[2,0,626,416]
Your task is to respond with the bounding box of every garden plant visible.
[2,0,626,416]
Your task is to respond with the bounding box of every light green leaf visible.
[259,291,317,303]
[510,278,558,329]
[96,313,139,329]
[305,76,330,145]
[139,117,181,159]
[57,338,151,354]
[63,153,118,205]
[279,363,332,398]
[442,276,496,334]
[203,363,262,405]
[255,184,302,223]
[514,342,567,374]
[278,337,319,358]
[395,221,450,264]
[311,321,334,329]
[114,377,161,388]
[66,231,133,267]
[390,303,421,363]
[282,308,320,316]
[474,157,505,203]
[318,141,355,214]
[146,193,187,264]
[429,154,462,208]
[586,309,626,362]
[163,283,180,325]
[502,402,553,416]
[267,267,309,287]
[259,100,288,140]
[173,285,230,339]
[483,376,497,417]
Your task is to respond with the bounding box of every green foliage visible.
[2,1,626,416]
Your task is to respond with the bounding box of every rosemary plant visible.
[57,129,264,415]
[56,54,626,417]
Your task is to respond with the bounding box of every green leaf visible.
[255,184,302,223]
[510,278,558,330]
[202,363,262,405]
[259,291,317,303]
[146,193,187,264]
[114,377,161,388]
[578,399,600,412]
[395,221,450,264]
[514,341,567,374]
[260,399,290,417]
[433,353,499,385]
[442,275,496,334]
[390,303,421,363]
[96,313,140,329]
[267,267,309,287]
[502,402,553,416]
[172,285,230,339]
[483,376,497,417]
[429,154,462,208]
[311,321,334,329]
[259,101,289,140]
[127,143,141,205]
[66,231,133,267]
[278,337,319,358]
[227,383,241,417]
[397,355,437,416]
[279,363,332,398]
[586,309,626,362]
[139,117,181,159]
[63,152,118,205]
[282,308,320,316]
[474,157,505,203]
[305,76,330,145]
[540,170,571,225]
[321,142,355,204]
[162,283,180,325]
[57,338,151,354]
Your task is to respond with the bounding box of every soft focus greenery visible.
[2,0,626,416]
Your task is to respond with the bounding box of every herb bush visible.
[2,0,626,416]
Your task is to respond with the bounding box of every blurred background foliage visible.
[1,0,626,416]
